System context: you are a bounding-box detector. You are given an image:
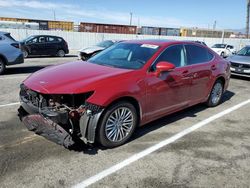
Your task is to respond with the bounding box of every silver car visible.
[0,31,24,75]
[227,46,250,77]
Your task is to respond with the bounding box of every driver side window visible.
[27,37,38,44]
[152,45,185,71]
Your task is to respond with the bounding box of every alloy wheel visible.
[105,107,134,142]
[211,82,223,105]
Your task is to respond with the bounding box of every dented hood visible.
[23,61,133,94]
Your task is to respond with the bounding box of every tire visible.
[97,101,138,148]
[0,58,6,75]
[206,80,224,107]
[23,49,28,58]
[220,52,225,58]
[81,55,87,61]
[57,50,65,57]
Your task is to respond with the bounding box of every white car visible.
[78,40,120,61]
[211,44,236,58]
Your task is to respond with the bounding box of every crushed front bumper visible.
[18,107,75,148]
[18,86,104,148]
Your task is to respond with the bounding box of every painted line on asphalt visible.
[73,99,250,188]
[0,135,38,150]
[0,75,28,79]
[0,102,20,108]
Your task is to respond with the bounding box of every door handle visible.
[211,65,217,71]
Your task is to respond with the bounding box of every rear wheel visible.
[0,58,6,75]
[57,50,65,57]
[206,80,224,107]
[97,102,138,148]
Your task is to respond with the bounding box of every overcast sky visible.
[0,0,246,29]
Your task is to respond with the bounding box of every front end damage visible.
[18,84,104,148]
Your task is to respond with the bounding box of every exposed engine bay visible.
[18,84,104,148]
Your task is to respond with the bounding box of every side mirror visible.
[155,61,175,77]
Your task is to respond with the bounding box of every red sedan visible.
[18,40,230,148]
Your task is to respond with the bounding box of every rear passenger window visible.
[185,45,213,65]
[47,37,56,42]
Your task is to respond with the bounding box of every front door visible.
[145,44,192,120]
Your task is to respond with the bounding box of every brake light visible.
[11,43,20,49]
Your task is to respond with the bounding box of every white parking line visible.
[0,102,20,108]
[73,99,250,188]
[0,75,28,79]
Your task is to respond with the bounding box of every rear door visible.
[184,44,215,103]
[35,36,47,55]
[145,44,192,120]
[46,36,58,55]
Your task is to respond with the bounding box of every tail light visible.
[11,43,20,49]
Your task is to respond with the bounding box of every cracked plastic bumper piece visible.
[19,108,75,148]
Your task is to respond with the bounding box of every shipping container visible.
[80,22,137,34]
[141,26,154,35]
[180,27,234,38]
[29,20,48,30]
[166,28,180,36]
[0,17,73,31]
[48,21,73,31]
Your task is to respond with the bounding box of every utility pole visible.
[246,0,250,38]
[53,10,56,21]
[129,12,133,25]
[213,20,217,30]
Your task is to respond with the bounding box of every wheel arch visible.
[215,76,226,90]
[104,96,142,124]
[0,54,8,65]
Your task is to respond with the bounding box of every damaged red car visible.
[18,40,230,148]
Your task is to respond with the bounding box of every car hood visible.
[227,55,250,65]
[23,61,133,94]
[78,46,105,54]
[211,48,224,51]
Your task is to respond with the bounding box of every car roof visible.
[123,39,206,46]
[29,35,62,38]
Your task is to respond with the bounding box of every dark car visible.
[20,35,69,58]
[18,40,230,149]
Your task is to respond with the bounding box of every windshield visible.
[212,44,226,48]
[97,40,114,48]
[88,43,159,70]
[21,36,35,42]
[237,46,250,56]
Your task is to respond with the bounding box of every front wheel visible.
[206,80,224,107]
[97,102,138,148]
[57,50,65,57]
